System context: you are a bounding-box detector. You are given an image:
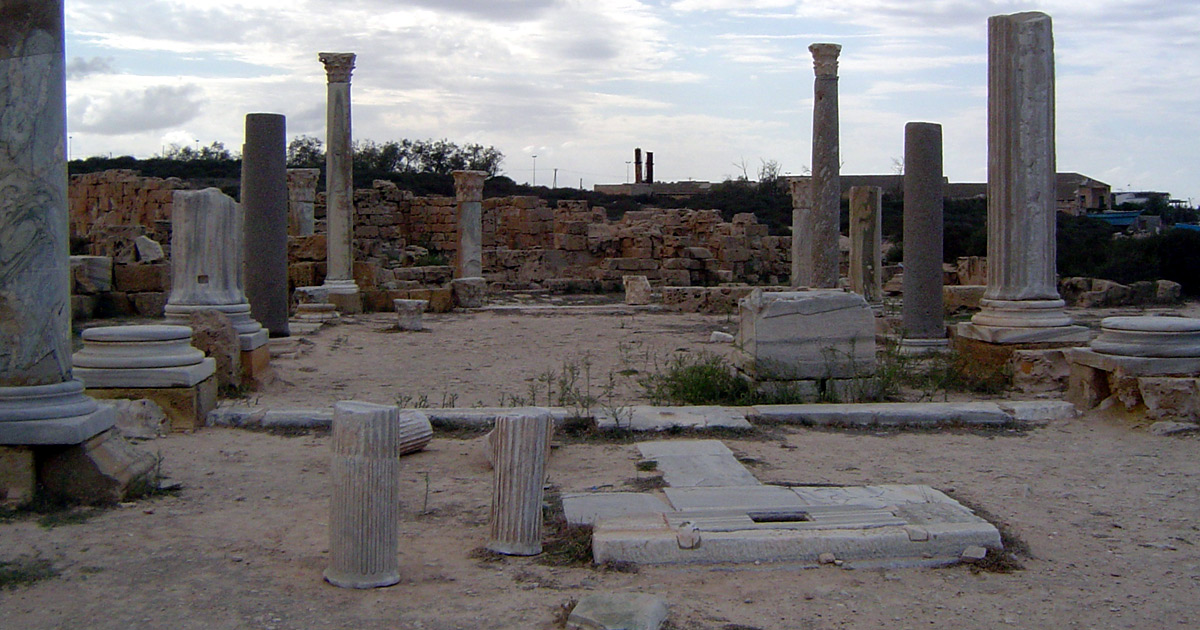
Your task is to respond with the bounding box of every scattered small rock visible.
[818,552,837,565]
[567,593,669,630]
[709,331,735,343]
[961,546,988,562]
[1149,421,1200,436]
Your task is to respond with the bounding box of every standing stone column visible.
[487,412,552,556]
[809,43,842,289]
[242,113,290,338]
[0,0,115,445]
[452,170,486,278]
[318,52,361,314]
[787,176,813,288]
[164,189,268,352]
[960,12,1086,345]
[287,168,320,236]
[325,401,401,589]
[634,148,643,184]
[901,123,948,353]
[848,186,882,303]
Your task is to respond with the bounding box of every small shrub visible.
[640,352,756,406]
[0,557,59,590]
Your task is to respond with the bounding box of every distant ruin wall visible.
[67,172,792,304]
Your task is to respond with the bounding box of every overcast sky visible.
[64,0,1199,203]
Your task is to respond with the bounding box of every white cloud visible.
[54,0,1200,200]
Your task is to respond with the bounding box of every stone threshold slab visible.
[479,304,662,316]
[749,400,1075,427]
[597,406,752,431]
[591,483,1001,568]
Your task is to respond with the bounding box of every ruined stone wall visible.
[68,170,189,261]
[68,171,792,314]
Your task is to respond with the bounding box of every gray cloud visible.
[379,0,557,22]
[69,84,205,135]
[66,56,115,79]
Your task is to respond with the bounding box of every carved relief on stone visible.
[809,43,841,77]
[318,52,356,83]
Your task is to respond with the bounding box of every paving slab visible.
[562,492,671,526]
[593,483,1001,568]
[997,400,1078,422]
[748,402,1013,427]
[636,439,735,459]
[636,440,759,488]
[663,485,805,511]
[598,406,751,431]
[567,593,669,630]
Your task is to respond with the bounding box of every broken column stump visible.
[487,411,552,556]
[325,401,402,588]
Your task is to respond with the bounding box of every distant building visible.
[1056,173,1112,215]
[1114,191,1170,207]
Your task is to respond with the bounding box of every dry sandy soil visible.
[3,300,1200,629]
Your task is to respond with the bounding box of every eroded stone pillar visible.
[164,189,269,353]
[318,52,360,313]
[242,113,290,337]
[487,411,552,556]
[325,401,401,588]
[901,123,948,353]
[787,176,813,288]
[0,0,115,445]
[848,186,882,303]
[452,170,486,279]
[959,12,1086,345]
[286,168,320,236]
[809,43,842,289]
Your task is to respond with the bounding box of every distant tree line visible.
[285,136,504,178]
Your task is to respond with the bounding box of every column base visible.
[898,337,950,356]
[322,280,362,314]
[0,381,116,445]
[165,302,265,338]
[956,322,1091,345]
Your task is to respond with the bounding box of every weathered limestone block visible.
[1138,378,1200,423]
[1010,349,1069,394]
[736,289,875,381]
[393,299,428,331]
[325,401,402,589]
[623,275,653,305]
[452,277,487,308]
[133,235,164,262]
[487,411,552,556]
[70,256,113,293]
[37,428,156,505]
[187,310,242,390]
[0,446,35,506]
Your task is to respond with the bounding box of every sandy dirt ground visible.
[3,300,1200,629]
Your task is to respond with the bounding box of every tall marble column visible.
[452,170,487,279]
[959,12,1086,345]
[901,123,948,353]
[0,0,115,445]
[242,113,290,338]
[787,176,813,288]
[848,186,882,303]
[318,52,361,314]
[809,43,842,289]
